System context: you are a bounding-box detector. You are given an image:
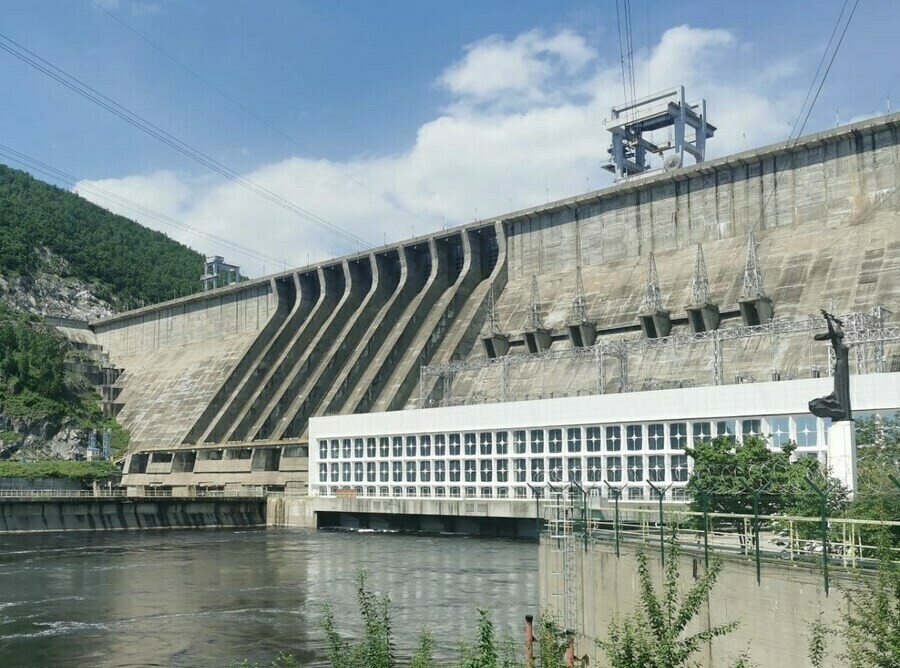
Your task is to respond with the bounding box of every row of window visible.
[314,485,692,501]
[316,416,822,462]
[318,454,691,485]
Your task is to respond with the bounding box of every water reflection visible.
[0,529,537,667]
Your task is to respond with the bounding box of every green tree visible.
[685,435,848,527]
[847,413,900,545]
[320,570,395,668]
[597,529,748,668]
[842,550,900,667]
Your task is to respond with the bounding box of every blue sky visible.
[2,0,898,274]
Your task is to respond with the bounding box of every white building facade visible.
[308,375,900,502]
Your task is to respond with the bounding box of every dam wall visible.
[83,113,900,470]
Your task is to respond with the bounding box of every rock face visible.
[0,249,114,320]
[0,412,90,461]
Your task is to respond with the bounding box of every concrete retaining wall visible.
[0,498,266,532]
[539,539,854,667]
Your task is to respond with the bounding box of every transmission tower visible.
[529,274,545,330]
[639,253,664,313]
[689,244,711,307]
[741,231,767,299]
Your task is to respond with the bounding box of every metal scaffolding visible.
[419,308,899,408]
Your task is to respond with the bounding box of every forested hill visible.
[0,163,204,310]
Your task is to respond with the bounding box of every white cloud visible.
[438,29,596,108]
[75,24,808,277]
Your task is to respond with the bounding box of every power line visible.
[0,31,372,251]
[752,0,860,232]
[88,0,377,197]
[0,144,288,268]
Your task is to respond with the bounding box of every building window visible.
[648,424,665,450]
[407,487,417,497]
[513,430,527,454]
[548,457,563,482]
[742,419,762,439]
[670,423,687,450]
[567,458,582,483]
[497,487,509,499]
[449,486,461,498]
[606,457,622,482]
[366,462,376,482]
[319,463,327,482]
[567,428,582,453]
[465,460,477,483]
[434,434,446,456]
[354,439,364,458]
[342,463,351,482]
[480,433,492,456]
[342,439,352,458]
[548,429,563,453]
[628,487,645,501]
[480,487,493,499]
[480,460,493,483]
[379,437,390,458]
[319,441,328,460]
[497,459,509,483]
[648,455,665,482]
[692,422,712,443]
[767,417,790,449]
[420,461,431,482]
[392,462,403,482]
[464,433,477,456]
[496,432,508,455]
[435,486,446,498]
[795,416,818,447]
[531,459,545,482]
[626,456,643,483]
[379,462,389,482]
[354,462,363,482]
[367,438,377,458]
[406,436,417,457]
[420,487,431,497]
[514,459,527,483]
[626,425,643,451]
[670,455,688,482]
[435,461,446,482]
[330,440,339,459]
[586,457,602,482]
[406,461,417,482]
[716,420,737,442]
[586,427,602,452]
[449,433,461,456]
[530,430,545,454]
[420,435,431,457]
[393,437,403,457]
[392,487,402,497]
[450,460,461,482]
[606,426,622,451]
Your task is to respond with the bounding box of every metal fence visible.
[541,481,900,596]
[0,487,272,500]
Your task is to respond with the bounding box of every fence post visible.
[604,481,621,558]
[806,476,830,596]
[701,491,710,570]
[647,480,667,567]
[752,491,761,586]
[524,615,535,668]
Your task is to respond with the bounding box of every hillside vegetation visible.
[0,163,204,308]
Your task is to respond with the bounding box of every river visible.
[0,528,538,667]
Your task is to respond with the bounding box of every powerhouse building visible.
[71,112,900,499]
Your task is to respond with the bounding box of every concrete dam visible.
[73,112,899,494]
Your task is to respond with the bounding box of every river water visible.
[0,528,538,667]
